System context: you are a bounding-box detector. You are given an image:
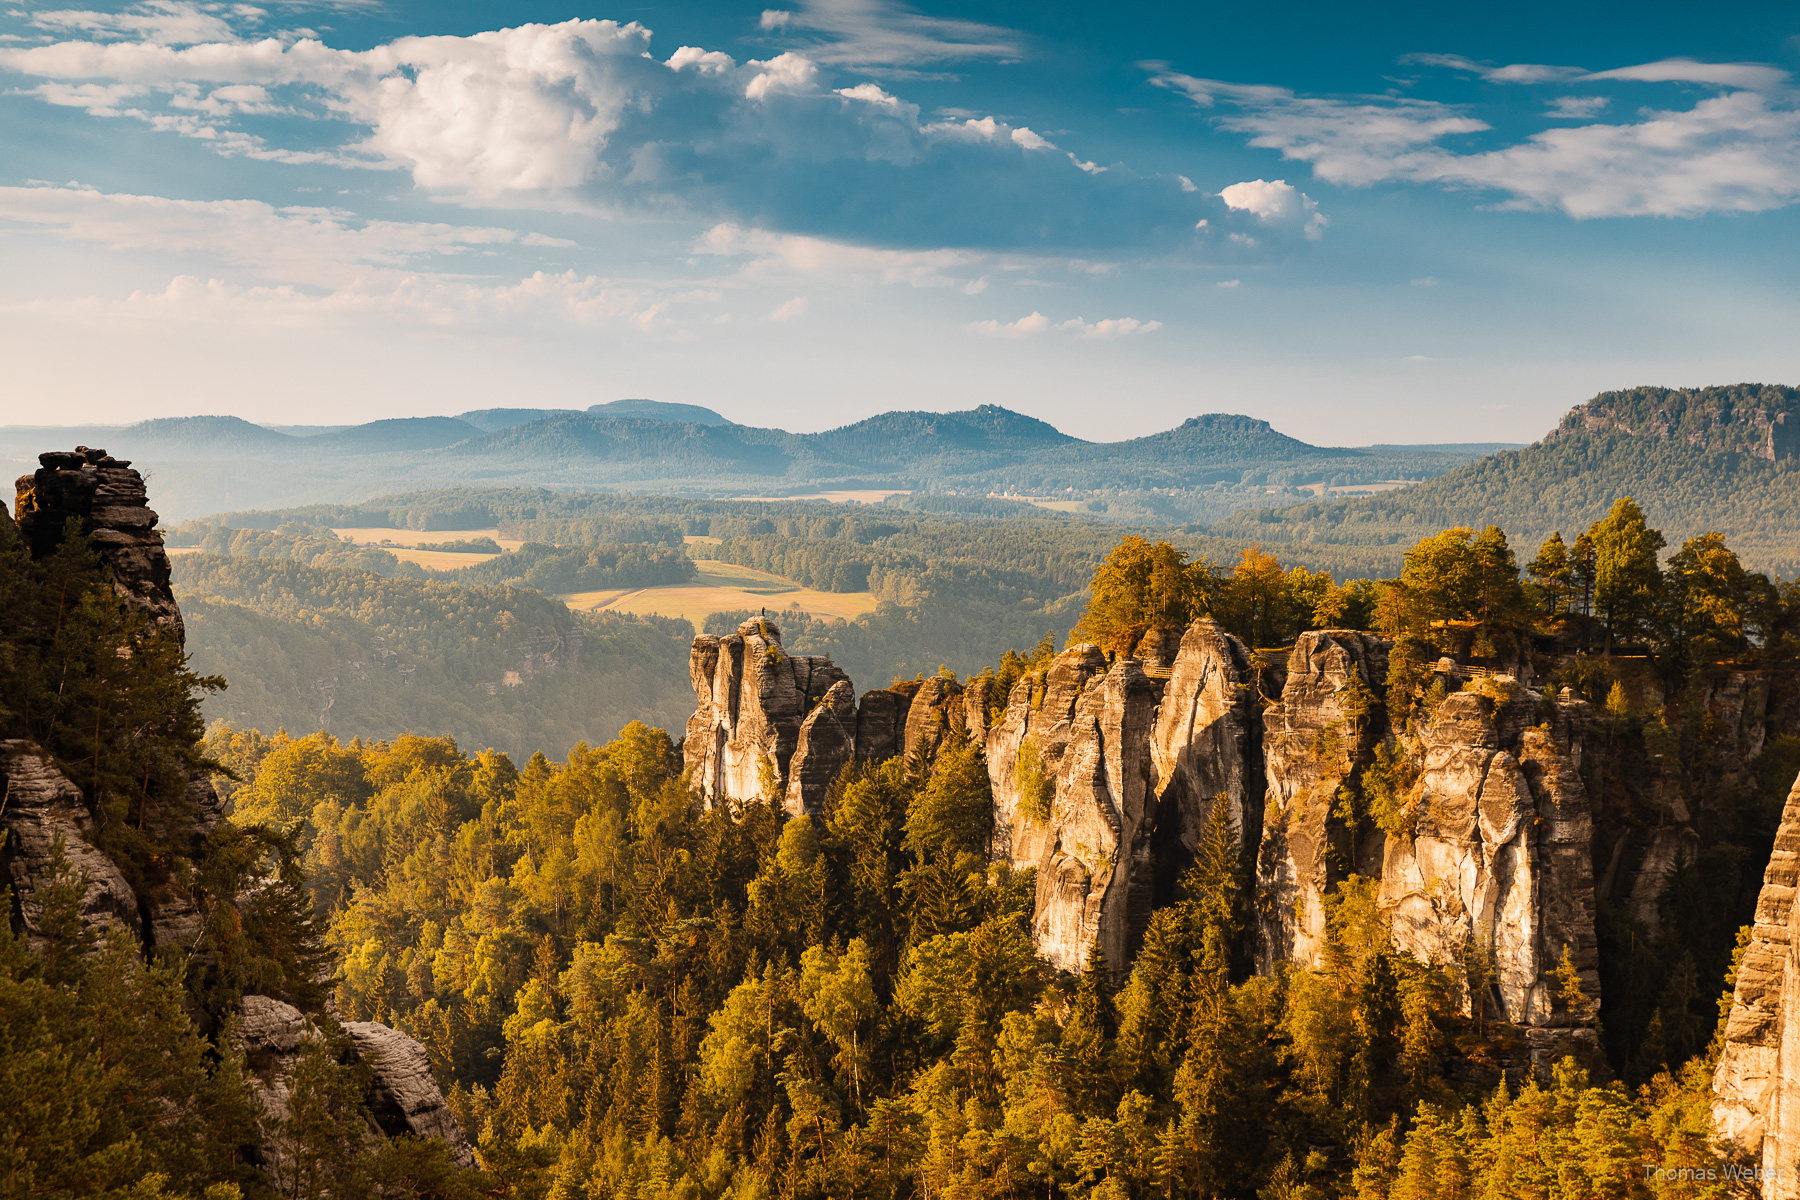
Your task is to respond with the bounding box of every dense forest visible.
[176,498,1793,1198]
[173,555,696,759]
[1216,385,1800,575]
[10,456,1800,1196]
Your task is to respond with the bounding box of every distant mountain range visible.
[1214,383,1800,573]
[0,400,1512,523]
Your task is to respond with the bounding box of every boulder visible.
[344,1021,476,1167]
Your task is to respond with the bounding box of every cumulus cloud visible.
[1151,58,1800,217]
[1218,178,1327,239]
[0,13,1231,255]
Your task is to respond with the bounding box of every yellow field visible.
[562,559,879,629]
[333,527,525,551]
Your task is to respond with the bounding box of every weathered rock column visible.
[1714,770,1800,1197]
[681,618,849,807]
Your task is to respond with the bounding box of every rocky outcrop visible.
[1149,619,1259,867]
[903,676,964,764]
[1713,772,1800,1195]
[1378,691,1601,1043]
[0,740,142,947]
[986,643,1109,873]
[344,1021,477,1165]
[1030,657,1160,975]
[683,618,849,806]
[238,996,475,1179]
[785,680,857,818]
[15,447,184,641]
[855,688,910,765]
[1255,631,1388,972]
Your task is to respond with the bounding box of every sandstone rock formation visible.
[345,1020,477,1164]
[1713,772,1800,1196]
[1255,631,1388,972]
[986,643,1109,873]
[785,679,857,818]
[0,739,142,946]
[1378,690,1602,1046]
[15,447,184,641]
[903,675,964,764]
[1148,619,1259,867]
[854,688,910,765]
[683,618,849,806]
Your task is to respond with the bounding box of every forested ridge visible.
[1219,385,1800,574]
[174,555,695,759]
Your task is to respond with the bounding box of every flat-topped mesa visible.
[14,447,184,642]
[683,617,851,809]
[1713,770,1800,1194]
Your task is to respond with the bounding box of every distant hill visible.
[300,416,482,454]
[1214,383,1800,573]
[113,415,297,454]
[3,402,1508,523]
[455,407,581,432]
[588,399,730,425]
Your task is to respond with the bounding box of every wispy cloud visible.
[967,311,1161,338]
[1150,58,1800,217]
[755,0,1019,72]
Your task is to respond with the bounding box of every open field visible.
[387,547,501,570]
[562,559,879,629]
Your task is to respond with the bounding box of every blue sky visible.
[1,0,1797,443]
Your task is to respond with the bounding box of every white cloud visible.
[765,296,807,321]
[1219,178,1327,239]
[1546,95,1608,119]
[31,1,247,47]
[1153,61,1800,218]
[8,269,689,333]
[966,311,1160,338]
[1585,58,1789,90]
[1059,315,1160,338]
[1402,54,1586,85]
[967,311,1048,336]
[694,222,994,290]
[754,0,1017,70]
[0,15,1155,250]
[1216,279,1239,287]
[1411,276,1437,286]
[0,184,572,286]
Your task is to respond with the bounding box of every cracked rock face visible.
[344,1021,476,1167]
[1254,631,1389,973]
[903,676,964,766]
[981,646,1157,975]
[0,739,142,947]
[1714,770,1800,1194]
[1149,619,1260,868]
[786,679,857,818]
[1377,691,1599,1029]
[682,618,849,806]
[985,643,1109,875]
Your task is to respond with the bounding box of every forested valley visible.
[12,446,1800,1198]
